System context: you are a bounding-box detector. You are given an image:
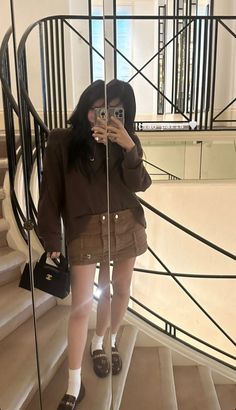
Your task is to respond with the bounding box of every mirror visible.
[7,0,113,409]
[103,1,236,410]
[0,1,43,409]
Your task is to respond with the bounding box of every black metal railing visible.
[143,159,181,180]
[128,197,235,368]
[16,15,236,135]
[0,28,29,241]
[0,14,235,370]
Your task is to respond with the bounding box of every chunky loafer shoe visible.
[90,344,110,378]
[57,382,85,409]
[112,344,122,375]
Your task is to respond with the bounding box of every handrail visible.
[93,281,236,369]
[138,197,236,261]
[0,27,19,116]
[148,245,235,347]
[127,304,236,370]
[143,159,181,180]
[133,266,236,279]
[0,27,19,115]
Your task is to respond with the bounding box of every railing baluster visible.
[49,19,58,128]
[199,19,208,130]
[60,19,68,127]
[210,18,218,130]
[195,18,202,125]
[55,18,63,128]
[44,20,52,130]
[39,22,48,127]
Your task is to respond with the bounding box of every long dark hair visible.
[67,80,105,178]
[107,79,136,136]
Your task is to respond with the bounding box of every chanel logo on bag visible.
[46,274,53,281]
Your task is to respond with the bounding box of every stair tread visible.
[174,365,215,410]
[0,158,8,168]
[0,246,25,271]
[113,325,138,410]
[0,217,10,232]
[215,384,236,410]
[0,188,5,199]
[0,304,70,410]
[26,323,112,410]
[120,346,162,410]
[0,280,56,341]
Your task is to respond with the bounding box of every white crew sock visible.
[111,333,117,348]
[91,333,104,353]
[66,368,81,398]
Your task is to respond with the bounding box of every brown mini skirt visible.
[67,209,147,266]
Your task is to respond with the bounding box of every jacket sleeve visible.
[121,134,152,192]
[37,131,63,252]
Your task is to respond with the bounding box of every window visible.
[92,5,132,81]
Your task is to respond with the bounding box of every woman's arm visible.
[37,130,63,252]
[121,134,152,192]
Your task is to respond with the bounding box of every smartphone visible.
[94,107,107,126]
[94,107,124,126]
[108,107,124,126]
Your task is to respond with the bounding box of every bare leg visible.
[95,261,111,337]
[68,263,96,369]
[111,257,136,334]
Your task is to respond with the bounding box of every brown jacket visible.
[37,128,152,252]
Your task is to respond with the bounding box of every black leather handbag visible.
[19,252,70,299]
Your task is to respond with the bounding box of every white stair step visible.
[173,365,219,410]
[120,347,163,410]
[0,158,8,168]
[0,218,9,247]
[0,247,25,285]
[0,217,9,232]
[0,188,5,200]
[215,383,236,409]
[0,280,56,341]
[198,366,221,410]
[113,325,138,410]
[0,304,70,410]
[158,346,178,410]
[26,327,112,410]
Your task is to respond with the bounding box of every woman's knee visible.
[98,285,110,300]
[70,298,93,321]
[112,280,131,298]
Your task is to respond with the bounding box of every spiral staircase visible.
[0,14,236,410]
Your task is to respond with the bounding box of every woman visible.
[38,79,151,409]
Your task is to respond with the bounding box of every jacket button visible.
[102,215,106,223]
[114,214,119,222]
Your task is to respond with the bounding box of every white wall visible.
[134,180,236,360]
[141,139,236,180]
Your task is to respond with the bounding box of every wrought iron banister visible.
[128,304,236,370]
[133,266,236,279]
[0,28,19,115]
[94,280,236,369]
[143,159,181,180]
[138,197,236,261]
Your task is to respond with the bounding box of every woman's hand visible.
[92,118,107,145]
[107,116,135,152]
[47,251,61,259]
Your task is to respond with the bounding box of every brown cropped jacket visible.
[37,128,152,252]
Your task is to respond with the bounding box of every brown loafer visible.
[90,344,110,378]
[112,344,122,375]
[57,382,85,409]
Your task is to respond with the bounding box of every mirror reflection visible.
[0,1,42,409]
[104,1,236,410]
[6,1,116,409]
